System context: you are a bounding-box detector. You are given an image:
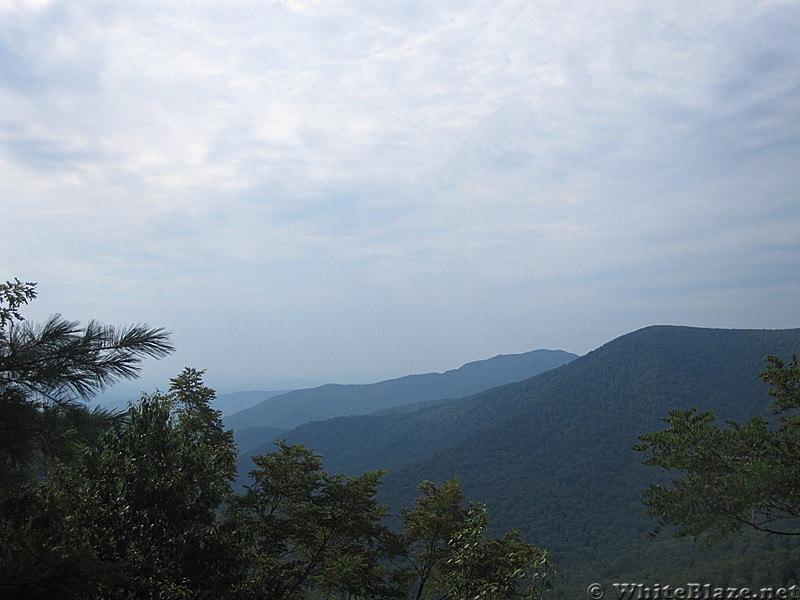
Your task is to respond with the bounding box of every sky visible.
[2,0,799,396]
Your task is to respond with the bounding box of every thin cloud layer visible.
[2,0,799,389]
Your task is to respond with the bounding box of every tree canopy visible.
[634,354,800,544]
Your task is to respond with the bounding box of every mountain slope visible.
[224,349,578,432]
[264,326,800,597]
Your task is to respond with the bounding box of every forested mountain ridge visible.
[225,348,578,433]
[259,325,800,598]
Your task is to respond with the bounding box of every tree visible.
[0,368,245,599]
[233,440,402,600]
[234,450,557,600]
[444,503,557,600]
[633,354,800,545]
[397,478,557,600]
[0,279,174,488]
[0,279,184,599]
[70,368,242,599]
[401,478,468,600]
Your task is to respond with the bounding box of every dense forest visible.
[3,278,800,599]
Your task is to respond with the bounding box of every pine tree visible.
[0,279,174,487]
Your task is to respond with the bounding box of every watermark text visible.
[587,583,800,600]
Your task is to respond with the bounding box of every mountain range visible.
[230,325,800,598]
[225,348,578,437]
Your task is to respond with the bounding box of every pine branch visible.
[1,315,175,405]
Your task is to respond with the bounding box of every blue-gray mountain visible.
[224,348,578,435]
[240,326,800,599]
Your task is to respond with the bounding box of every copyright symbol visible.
[588,583,604,599]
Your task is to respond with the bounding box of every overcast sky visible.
[2,0,799,395]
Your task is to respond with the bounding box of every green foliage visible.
[0,278,36,328]
[395,478,557,600]
[0,368,244,599]
[634,354,800,544]
[0,278,179,599]
[400,478,468,600]
[230,448,556,600]
[232,440,402,599]
[2,314,175,406]
[445,504,557,600]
